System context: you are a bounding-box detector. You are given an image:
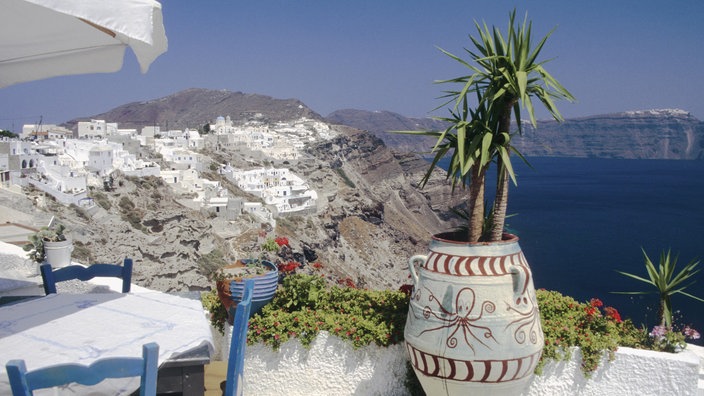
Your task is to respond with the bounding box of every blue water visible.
[437,157,704,343]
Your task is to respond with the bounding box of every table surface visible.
[0,292,214,395]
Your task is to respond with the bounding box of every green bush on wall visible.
[202,274,694,380]
[247,274,408,350]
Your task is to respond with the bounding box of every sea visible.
[437,156,704,344]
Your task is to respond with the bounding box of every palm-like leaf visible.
[614,248,703,327]
[395,9,572,242]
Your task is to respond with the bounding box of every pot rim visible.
[432,231,519,246]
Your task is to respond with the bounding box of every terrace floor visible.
[204,361,228,396]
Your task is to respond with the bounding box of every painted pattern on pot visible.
[404,233,543,396]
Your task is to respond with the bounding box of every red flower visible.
[399,284,414,297]
[274,236,289,247]
[589,298,603,308]
[584,306,597,316]
[277,261,299,273]
[312,262,323,269]
[604,306,622,323]
[337,277,356,289]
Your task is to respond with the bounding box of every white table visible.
[0,292,214,395]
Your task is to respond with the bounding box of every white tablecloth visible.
[0,292,214,395]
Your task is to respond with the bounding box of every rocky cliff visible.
[9,101,461,292]
[327,108,704,160]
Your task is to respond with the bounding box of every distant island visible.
[327,108,704,160]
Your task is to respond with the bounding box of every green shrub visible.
[260,237,279,253]
[536,289,647,376]
[205,275,677,379]
[202,289,228,336]
[247,274,408,350]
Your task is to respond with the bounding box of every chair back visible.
[40,258,133,294]
[6,342,158,396]
[224,279,254,396]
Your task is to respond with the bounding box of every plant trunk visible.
[468,166,486,242]
[489,103,514,241]
[660,294,672,328]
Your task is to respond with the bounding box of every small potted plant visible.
[23,222,73,268]
[215,258,278,323]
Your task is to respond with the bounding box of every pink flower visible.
[649,325,667,338]
[683,326,701,340]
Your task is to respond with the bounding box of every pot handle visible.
[509,264,527,302]
[408,255,427,287]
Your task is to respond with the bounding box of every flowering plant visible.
[277,260,300,274]
[648,324,701,353]
[274,236,290,247]
[536,290,647,376]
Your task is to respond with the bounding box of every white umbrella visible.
[0,0,168,88]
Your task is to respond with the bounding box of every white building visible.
[86,146,114,176]
[225,166,317,216]
[22,124,72,140]
[77,120,117,139]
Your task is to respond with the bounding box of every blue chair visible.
[224,279,254,396]
[6,342,159,396]
[40,258,133,294]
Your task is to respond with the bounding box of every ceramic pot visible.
[43,239,73,268]
[216,259,278,321]
[404,232,543,396]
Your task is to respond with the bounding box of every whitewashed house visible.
[77,120,117,139]
[22,124,72,140]
[226,166,317,217]
[30,159,88,205]
[86,146,114,176]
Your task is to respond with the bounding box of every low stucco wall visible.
[242,331,408,395]
[217,324,703,396]
[524,346,702,396]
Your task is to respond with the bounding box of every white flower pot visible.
[43,239,73,268]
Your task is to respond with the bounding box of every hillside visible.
[66,88,323,131]
[327,108,704,160]
[10,90,463,292]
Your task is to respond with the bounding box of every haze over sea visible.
[439,157,704,344]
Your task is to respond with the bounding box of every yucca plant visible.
[398,9,574,242]
[614,248,704,328]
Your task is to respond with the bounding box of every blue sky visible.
[1,1,703,132]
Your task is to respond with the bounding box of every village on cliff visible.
[0,115,335,228]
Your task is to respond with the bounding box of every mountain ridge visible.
[68,88,704,160]
[326,108,704,160]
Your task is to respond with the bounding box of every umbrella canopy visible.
[0,0,167,88]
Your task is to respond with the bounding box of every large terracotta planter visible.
[404,232,543,396]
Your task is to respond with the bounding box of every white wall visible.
[219,327,704,396]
